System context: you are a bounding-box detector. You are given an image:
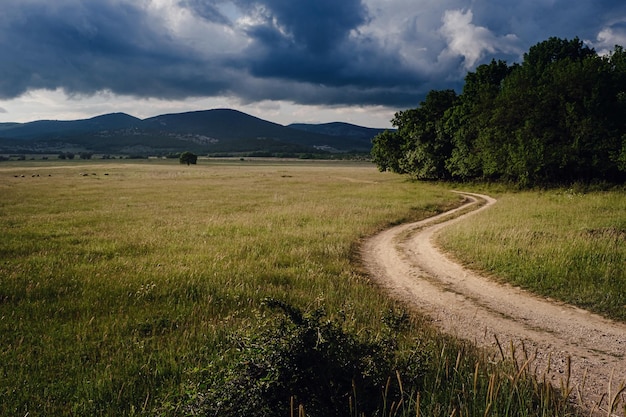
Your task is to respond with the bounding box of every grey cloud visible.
[470,0,626,47]
[233,0,438,101]
[179,0,232,25]
[241,0,369,53]
[0,1,240,99]
[1,0,626,109]
[591,21,626,53]
[439,9,522,69]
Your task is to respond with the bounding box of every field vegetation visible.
[437,186,626,322]
[0,159,587,416]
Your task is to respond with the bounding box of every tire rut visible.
[361,192,626,416]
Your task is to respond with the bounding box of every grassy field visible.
[0,159,596,416]
[437,187,626,322]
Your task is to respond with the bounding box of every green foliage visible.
[438,188,626,321]
[194,299,423,417]
[397,90,458,180]
[372,90,458,180]
[371,129,406,173]
[188,300,574,417]
[373,37,626,186]
[522,36,596,75]
[179,151,197,165]
[58,151,75,160]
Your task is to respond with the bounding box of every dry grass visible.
[0,159,459,415]
[437,187,626,321]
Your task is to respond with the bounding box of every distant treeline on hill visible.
[372,37,626,186]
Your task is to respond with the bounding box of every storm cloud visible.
[2,0,626,109]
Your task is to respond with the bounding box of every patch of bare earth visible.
[361,192,626,416]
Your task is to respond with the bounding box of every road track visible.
[361,192,626,415]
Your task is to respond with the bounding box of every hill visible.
[0,113,142,139]
[288,122,388,140]
[288,122,389,152]
[0,109,381,155]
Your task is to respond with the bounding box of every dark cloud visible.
[229,0,437,105]
[237,0,369,53]
[1,0,626,110]
[0,1,213,97]
[179,0,232,25]
[469,0,626,49]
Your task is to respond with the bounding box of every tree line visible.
[372,37,626,186]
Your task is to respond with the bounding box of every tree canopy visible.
[372,37,626,186]
[179,151,198,165]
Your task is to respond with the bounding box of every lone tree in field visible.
[179,151,198,166]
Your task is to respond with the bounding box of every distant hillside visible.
[0,113,142,139]
[0,109,382,155]
[288,122,389,141]
[287,122,390,152]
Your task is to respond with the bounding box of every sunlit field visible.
[1,159,602,416]
[438,187,626,322]
[0,159,459,415]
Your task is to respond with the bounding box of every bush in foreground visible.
[187,299,422,417]
[180,299,573,417]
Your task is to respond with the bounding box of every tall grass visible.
[193,299,574,417]
[0,160,460,415]
[0,160,588,415]
[437,187,626,322]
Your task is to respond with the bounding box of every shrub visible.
[190,299,428,417]
[179,151,198,165]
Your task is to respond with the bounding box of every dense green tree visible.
[492,37,625,183]
[371,129,405,174]
[445,59,513,180]
[179,151,198,165]
[606,46,626,177]
[372,37,626,186]
[399,89,458,180]
[523,37,595,76]
[372,90,457,180]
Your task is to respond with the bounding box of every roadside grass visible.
[0,160,448,415]
[0,160,580,416]
[437,187,626,322]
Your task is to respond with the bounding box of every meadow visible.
[437,187,626,322]
[0,159,613,416]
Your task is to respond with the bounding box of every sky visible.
[1,0,626,128]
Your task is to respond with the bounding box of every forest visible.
[371,37,626,186]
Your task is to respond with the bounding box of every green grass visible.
[437,187,626,322]
[0,160,595,416]
[0,160,462,415]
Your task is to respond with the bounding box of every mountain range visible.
[0,109,389,156]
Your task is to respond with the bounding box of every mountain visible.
[288,122,389,141]
[287,122,390,152]
[143,109,288,138]
[0,113,142,139]
[0,109,382,155]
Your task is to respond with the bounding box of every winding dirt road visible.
[361,192,626,415]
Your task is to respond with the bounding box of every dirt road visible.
[361,192,626,415]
